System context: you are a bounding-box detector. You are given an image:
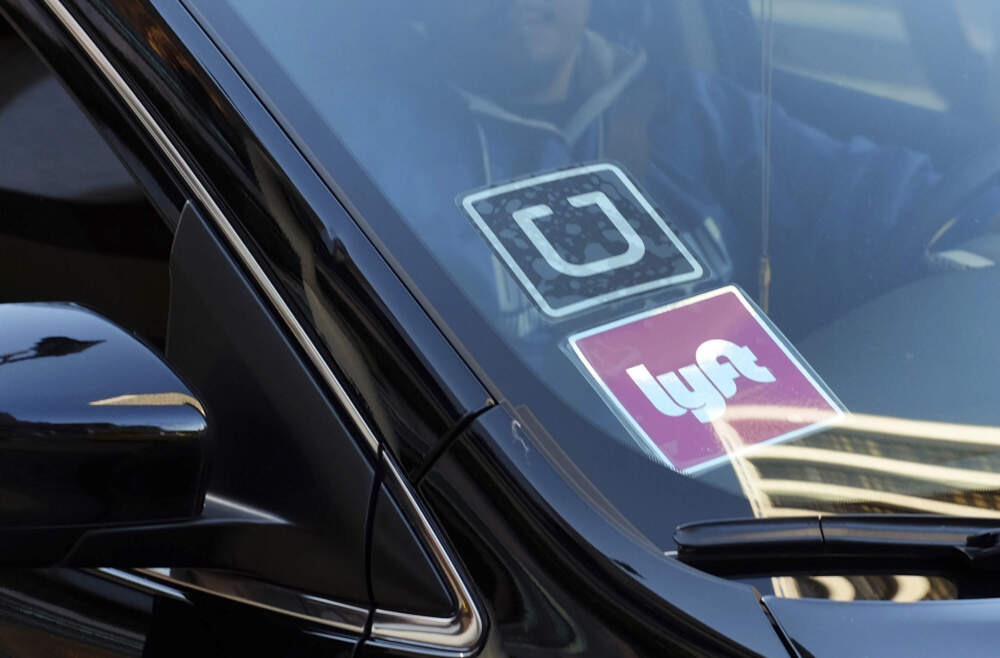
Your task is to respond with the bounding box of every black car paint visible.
[0,0,817,655]
[763,596,1000,658]
[0,302,206,527]
[168,201,453,618]
[414,405,791,657]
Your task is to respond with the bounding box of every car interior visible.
[613,0,1000,427]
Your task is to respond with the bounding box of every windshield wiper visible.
[674,515,1000,575]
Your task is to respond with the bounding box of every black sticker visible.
[461,163,704,317]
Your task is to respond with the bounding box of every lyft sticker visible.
[461,163,704,317]
[569,287,842,473]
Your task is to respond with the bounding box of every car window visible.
[0,19,173,348]
[186,0,1000,602]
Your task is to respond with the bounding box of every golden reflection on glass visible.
[770,574,954,603]
[892,575,933,602]
[810,576,856,602]
[707,405,1000,600]
[771,576,800,599]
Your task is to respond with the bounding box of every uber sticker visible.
[569,287,842,473]
[461,163,704,317]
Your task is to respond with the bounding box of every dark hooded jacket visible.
[331,30,985,340]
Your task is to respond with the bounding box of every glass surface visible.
[187,0,1000,599]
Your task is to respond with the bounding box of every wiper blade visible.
[674,515,1000,575]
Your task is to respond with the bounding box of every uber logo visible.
[461,163,704,317]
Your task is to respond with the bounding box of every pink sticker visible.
[569,286,842,473]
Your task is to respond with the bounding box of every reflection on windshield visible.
[778,574,957,603]
[721,407,1000,518]
[716,406,1000,600]
[195,0,1000,604]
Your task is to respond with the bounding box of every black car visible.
[5,0,1000,656]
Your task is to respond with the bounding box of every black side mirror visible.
[0,303,289,568]
[0,303,208,526]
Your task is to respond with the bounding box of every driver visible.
[330,0,998,338]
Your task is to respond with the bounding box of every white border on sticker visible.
[462,163,705,318]
[568,286,845,474]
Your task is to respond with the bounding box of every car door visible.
[0,0,486,656]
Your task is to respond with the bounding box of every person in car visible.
[329,0,997,339]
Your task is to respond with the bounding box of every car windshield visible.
[187,0,1000,600]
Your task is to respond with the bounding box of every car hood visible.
[765,596,1000,658]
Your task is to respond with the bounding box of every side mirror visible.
[0,303,208,526]
[0,303,289,569]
